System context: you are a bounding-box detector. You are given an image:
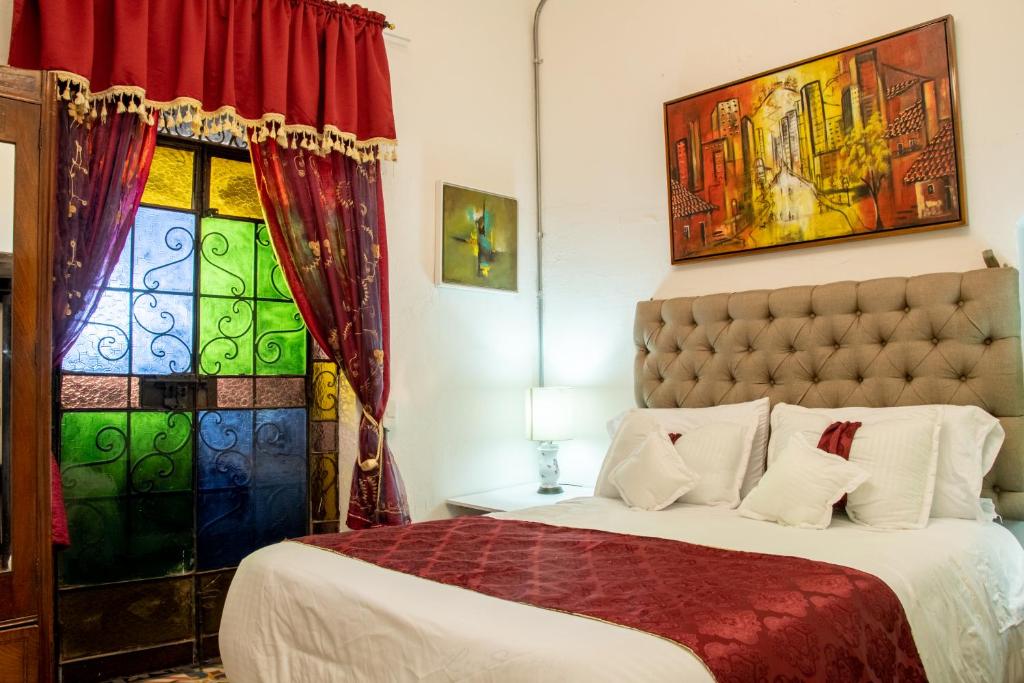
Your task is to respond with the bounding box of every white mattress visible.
[220,497,1024,682]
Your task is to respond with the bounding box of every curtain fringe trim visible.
[54,71,398,162]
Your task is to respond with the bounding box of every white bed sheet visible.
[220,497,1024,682]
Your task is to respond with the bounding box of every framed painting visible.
[436,182,518,292]
[663,16,964,264]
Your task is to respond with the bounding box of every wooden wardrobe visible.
[0,65,56,683]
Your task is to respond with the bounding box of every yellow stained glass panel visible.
[209,156,263,220]
[311,361,339,422]
[141,146,194,210]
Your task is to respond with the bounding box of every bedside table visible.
[446,483,594,513]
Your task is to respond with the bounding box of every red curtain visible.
[9,0,396,157]
[251,142,410,528]
[51,107,158,544]
[11,0,404,537]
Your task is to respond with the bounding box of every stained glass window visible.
[57,139,319,676]
[59,411,194,586]
[198,216,306,376]
[141,146,194,210]
[200,217,254,298]
[209,156,264,220]
[196,408,306,570]
[198,297,254,375]
[133,207,196,293]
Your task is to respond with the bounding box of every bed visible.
[220,267,1024,682]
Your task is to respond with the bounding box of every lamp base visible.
[537,441,562,494]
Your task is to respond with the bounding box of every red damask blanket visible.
[297,517,927,682]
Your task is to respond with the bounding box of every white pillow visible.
[595,411,660,497]
[674,420,757,508]
[769,403,1003,520]
[604,397,770,496]
[609,432,700,510]
[739,434,869,529]
[843,417,942,529]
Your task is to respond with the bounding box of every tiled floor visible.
[106,663,228,682]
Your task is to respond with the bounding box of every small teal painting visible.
[440,183,517,291]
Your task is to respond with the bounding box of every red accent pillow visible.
[817,421,862,509]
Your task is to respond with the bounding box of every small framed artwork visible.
[663,15,964,264]
[436,182,518,292]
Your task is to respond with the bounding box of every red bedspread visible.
[297,517,927,682]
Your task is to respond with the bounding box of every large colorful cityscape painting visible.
[664,17,963,263]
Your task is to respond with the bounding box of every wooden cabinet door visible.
[0,625,39,683]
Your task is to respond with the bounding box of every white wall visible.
[365,0,542,520]
[537,0,1024,485]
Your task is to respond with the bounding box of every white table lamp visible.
[527,387,573,494]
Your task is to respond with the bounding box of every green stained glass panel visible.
[61,411,129,500]
[256,224,293,300]
[199,297,254,375]
[141,146,194,210]
[129,412,193,494]
[255,300,306,376]
[59,493,193,586]
[200,217,255,298]
[209,156,263,220]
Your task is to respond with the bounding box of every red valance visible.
[9,0,397,159]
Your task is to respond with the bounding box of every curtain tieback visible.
[359,406,384,472]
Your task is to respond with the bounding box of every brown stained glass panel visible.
[313,520,341,534]
[141,145,195,210]
[209,156,263,220]
[215,377,253,408]
[197,570,235,638]
[59,577,193,661]
[61,375,129,409]
[310,451,339,522]
[130,376,140,408]
[254,377,305,407]
[310,420,338,453]
[311,361,339,422]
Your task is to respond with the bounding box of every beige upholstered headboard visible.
[634,267,1024,521]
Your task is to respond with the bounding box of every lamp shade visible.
[527,386,574,441]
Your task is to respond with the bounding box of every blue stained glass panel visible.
[132,292,194,374]
[254,409,307,485]
[132,293,194,375]
[133,207,196,293]
[107,231,132,290]
[196,408,307,570]
[197,410,253,491]
[62,289,131,374]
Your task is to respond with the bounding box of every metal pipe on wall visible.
[533,0,550,386]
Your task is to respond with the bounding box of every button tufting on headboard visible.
[634,268,1024,521]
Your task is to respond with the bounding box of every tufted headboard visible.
[634,268,1024,521]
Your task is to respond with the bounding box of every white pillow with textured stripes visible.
[739,434,869,529]
[609,432,700,511]
[769,403,1001,521]
[601,397,769,498]
[674,419,757,508]
[844,416,943,529]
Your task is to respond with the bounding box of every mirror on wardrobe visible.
[0,140,14,573]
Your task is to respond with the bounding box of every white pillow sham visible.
[739,434,869,529]
[843,417,942,529]
[769,403,1003,520]
[673,420,756,508]
[609,432,700,510]
[603,397,770,496]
